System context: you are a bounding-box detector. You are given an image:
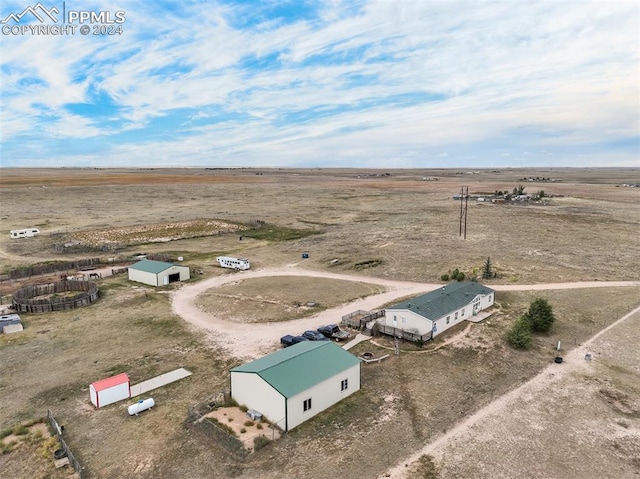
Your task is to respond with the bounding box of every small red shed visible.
[90,373,131,408]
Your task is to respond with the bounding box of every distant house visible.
[128,259,190,287]
[380,282,494,339]
[230,341,361,432]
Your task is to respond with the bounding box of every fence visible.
[12,280,99,313]
[378,324,432,343]
[47,409,83,478]
[342,309,385,330]
[187,394,249,458]
[8,258,101,280]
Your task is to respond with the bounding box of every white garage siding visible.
[287,362,360,431]
[230,341,361,431]
[230,372,287,431]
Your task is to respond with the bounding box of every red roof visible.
[91,373,130,392]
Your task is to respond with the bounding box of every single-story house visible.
[128,259,190,287]
[381,282,494,339]
[230,341,361,432]
[90,373,130,408]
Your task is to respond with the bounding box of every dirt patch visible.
[206,407,280,451]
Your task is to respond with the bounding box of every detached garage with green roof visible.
[128,259,190,287]
[230,341,361,431]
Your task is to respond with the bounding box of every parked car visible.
[280,335,296,347]
[291,335,309,344]
[317,324,350,341]
[302,330,329,341]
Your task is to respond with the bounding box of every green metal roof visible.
[129,259,175,274]
[231,341,360,398]
[387,282,494,320]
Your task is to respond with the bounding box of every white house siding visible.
[382,310,432,336]
[128,268,159,286]
[230,372,287,430]
[286,363,360,431]
[383,292,494,338]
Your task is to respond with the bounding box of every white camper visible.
[216,256,250,270]
[10,228,40,239]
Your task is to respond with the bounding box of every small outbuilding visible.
[128,259,190,287]
[90,373,131,408]
[0,313,22,333]
[230,341,361,432]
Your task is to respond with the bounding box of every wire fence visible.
[47,409,84,478]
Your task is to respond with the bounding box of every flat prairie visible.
[0,167,638,479]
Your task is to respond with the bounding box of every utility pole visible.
[459,186,469,239]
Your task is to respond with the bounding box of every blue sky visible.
[0,0,638,168]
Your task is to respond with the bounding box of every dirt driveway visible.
[171,265,640,359]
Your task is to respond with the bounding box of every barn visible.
[230,341,361,432]
[128,259,190,287]
[90,373,130,408]
[381,282,495,339]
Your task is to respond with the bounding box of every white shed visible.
[90,373,130,408]
[230,341,361,431]
[128,259,190,287]
[382,282,495,339]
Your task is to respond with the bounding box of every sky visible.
[0,0,638,168]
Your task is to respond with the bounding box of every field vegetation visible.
[0,168,638,478]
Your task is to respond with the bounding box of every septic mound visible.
[12,281,99,313]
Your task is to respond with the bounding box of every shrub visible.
[524,298,556,333]
[256,423,263,430]
[440,273,449,281]
[13,424,28,436]
[456,271,465,281]
[244,420,254,427]
[240,428,246,433]
[506,316,532,349]
[253,435,271,451]
[239,404,248,412]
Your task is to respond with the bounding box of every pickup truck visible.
[317,324,350,341]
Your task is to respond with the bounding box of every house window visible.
[489,294,493,302]
[462,308,465,317]
[455,312,458,320]
[303,398,312,412]
[402,317,407,324]
[446,317,450,324]
[341,379,348,391]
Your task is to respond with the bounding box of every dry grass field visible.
[0,168,638,478]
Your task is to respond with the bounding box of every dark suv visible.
[280,335,309,347]
[302,330,329,341]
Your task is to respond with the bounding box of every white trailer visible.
[216,256,250,270]
[10,228,40,239]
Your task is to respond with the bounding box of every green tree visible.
[517,184,525,195]
[456,271,465,281]
[524,298,556,333]
[506,316,532,349]
[482,257,492,279]
[538,190,545,198]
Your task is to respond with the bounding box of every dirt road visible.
[171,265,640,359]
[380,303,640,478]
